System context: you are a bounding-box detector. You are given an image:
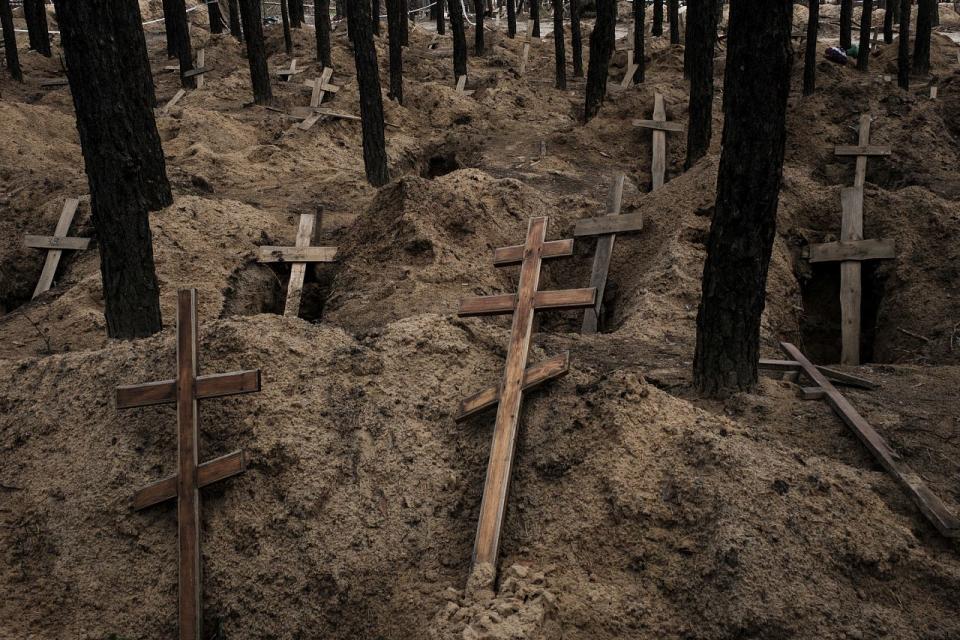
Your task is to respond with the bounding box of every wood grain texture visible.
[257,245,337,263]
[493,239,573,266]
[458,293,517,317]
[116,370,261,409]
[456,352,569,422]
[649,93,670,189]
[285,213,315,317]
[132,450,245,510]
[163,88,186,113]
[300,67,334,130]
[806,238,895,263]
[757,358,876,389]
[631,118,684,132]
[573,211,643,237]
[31,198,81,299]
[533,287,597,311]
[24,235,90,251]
[840,185,864,365]
[581,175,625,333]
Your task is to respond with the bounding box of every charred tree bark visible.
[168,0,196,88]
[531,0,540,38]
[387,0,403,102]
[883,0,894,43]
[401,0,409,45]
[238,0,273,104]
[507,0,515,37]
[897,0,911,88]
[668,0,680,44]
[24,0,51,56]
[53,0,168,339]
[693,0,793,396]
[840,0,853,48]
[373,0,381,35]
[552,0,565,88]
[685,0,720,168]
[571,0,583,76]
[584,0,616,122]
[449,0,468,78]
[207,0,224,34]
[0,0,22,81]
[290,0,304,27]
[912,0,933,75]
[803,0,819,95]
[857,0,873,71]
[437,0,446,35]
[281,0,293,55]
[475,0,485,55]
[316,0,332,66]
[632,0,645,84]
[346,0,390,186]
[162,0,177,58]
[653,0,664,36]
[228,0,244,40]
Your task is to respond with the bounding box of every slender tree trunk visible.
[507,0,515,36]
[281,0,293,55]
[162,0,177,58]
[912,0,933,74]
[883,0,894,43]
[168,0,197,88]
[669,0,680,44]
[685,0,720,168]
[803,0,819,95]
[346,0,390,186]
[228,0,244,40]
[552,0,565,88]
[0,0,22,81]
[290,0,304,27]
[207,0,225,34]
[387,0,403,102]
[571,0,583,76]
[475,0,485,54]
[23,0,52,56]
[584,0,616,122]
[840,0,853,48]
[449,0,468,78]
[53,0,168,339]
[373,0,381,35]
[857,0,873,71]
[336,0,344,19]
[693,0,793,396]
[632,0,645,83]
[438,0,446,34]
[897,0,911,88]
[653,0,663,36]
[401,0,409,45]
[238,0,273,104]
[530,0,540,37]
[316,0,332,66]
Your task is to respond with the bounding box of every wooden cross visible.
[257,213,337,317]
[575,174,644,333]
[834,114,890,189]
[299,67,340,130]
[632,93,683,190]
[454,74,475,95]
[772,342,959,538]
[275,58,301,81]
[620,49,639,88]
[457,217,597,581]
[164,49,211,90]
[24,198,90,299]
[116,289,262,640]
[518,32,538,75]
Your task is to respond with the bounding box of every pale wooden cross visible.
[275,57,301,81]
[834,114,890,189]
[116,288,261,640]
[299,67,340,130]
[620,49,640,88]
[454,74,475,95]
[575,174,644,333]
[163,49,211,91]
[632,93,683,190]
[772,342,959,538]
[162,89,187,114]
[24,198,90,299]
[518,31,538,75]
[257,213,337,317]
[457,217,597,583]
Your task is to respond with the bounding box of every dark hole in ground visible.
[221,263,285,317]
[298,264,336,323]
[422,151,462,179]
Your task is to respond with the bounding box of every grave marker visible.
[632,93,683,190]
[299,67,340,130]
[257,213,337,317]
[455,74,475,95]
[620,49,639,88]
[117,289,262,640]
[24,198,90,299]
[275,57,301,81]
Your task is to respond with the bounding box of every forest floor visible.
[2,2,960,639]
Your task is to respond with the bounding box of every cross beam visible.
[25,198,90,299]
[778,342,959,538]
[458,217,596,583]
[118,289,261,640]
[834,114,890,188]
[633,93,682,190]
[257,213,337,318]
[300,67,339,130]
[275,58,301,81]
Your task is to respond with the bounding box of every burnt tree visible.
[475,0,485,54]
[162,0,177,58]
[238,0,273,104]
[897,0,911,88]
[290,0,304,27]
[401,0,409,45]
[571,0,583,76]
[316,0,332,67]
[883,0,894,43]
[387,0,403,102]
[669,0,680,44]
[653,0,664,36]
[507,0,515,37]
[0,0,22,81]
[207,0,224,34]
[857,0,873,71]
[840,0,853,48]
[449,0,468,79]
[693,0,793,396]
[685,0,720,168]
[168,0,196,88]
[53,0,170,339]
[280,0,293,55]
[438,0,446,35]
[632,0,645,83]
[347,0,390,186]
[584,0,616,122]
[373,0,381,35]
[803,0,819,95]
[552,0,565,88]
[531,0,540,37]
[24,0,51,56]
[228,0,243,40]
[912,0,933,75]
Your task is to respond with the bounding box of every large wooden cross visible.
[620,49,640,88]
[575,174,644,333]
[116,289,261,640]
[299,67,340,130]
[834,114,890,190]
[258,213,337,317]
[773,342,959,538]
[24,197,90,299]
[457,217,597,580]
[275,57,302,81]
[632,93,683,190]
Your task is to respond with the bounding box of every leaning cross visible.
[24,197,90,299]
[299,67,340,130]
[275,57,301,81]
[576,174,644,333]
[257,212,337,317]
[116,288,261,640]
[620,49,640,88]
[457,217,597,583]
[632,92,683,190]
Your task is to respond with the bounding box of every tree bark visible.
[53,0,167,339]
[571,0,583,76]
[475,0,486,55]
[400,0,409,45]
[438,0,446,35]
[530,0,540,37]
[669,0,680,44]
[373,0,381,35]
[653,0,663,36]
[387,0,403,103]
[685,0,720,168]
[912,0,933,74]
[803,0,819,95]
[23,0,52,56]
[238,0,273,104]
[552,0,565,88]
[0,0,22,81]
[840,0,853,48]
[449,0,468,78]
[883,0,894,43]
[584,0,616,122]
[897,0,911,88]
[693,0,793,396]
[290,0,304,27]
[316,0,332,66]
[632,0,645,83]
[507,0,515,37]
[228,0,244,40]
[857,0,873,71]
[281,0,293,55]
[162,0,177,58]
[168,0,197,88]
[207,0,225,34]
[346,0,390,186]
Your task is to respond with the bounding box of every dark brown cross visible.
[457,217,596,581]
[116,289,261,640]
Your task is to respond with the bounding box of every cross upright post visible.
[632,93,683,190]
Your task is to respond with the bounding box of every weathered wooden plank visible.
[32,198,81,299]
[162,88,187,114]
[132,450,246,510]
[620,49,638,88]
[40,77,69,87]
[284,213,315,317]
[456,75,467,92]
[834,145,891,157]
[24,235,90,251]
[493,238,573,266]
[805,238,895,263]
[780,342,960,538]
[582,175,625,334]
[257,246,337,263]
[574,211,643,237]
[519,42,531,74]
[632,119,684,133]
[116,370,261,409]
[459,293,517,317]
[651,93,667,189]
[758,358,877,390]
[799,386,826,400]
[183,66,209,80]
[839,185,864,366]
[533,287,597,311]
[455,352,570,422]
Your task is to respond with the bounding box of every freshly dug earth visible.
[2,3,960,640]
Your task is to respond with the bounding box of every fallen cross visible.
[775,342,959,538]
[24,197,90,299]
[299,67,340,130]
[457,217,596,585]
[455,74,475,96]
[117,288,262,640]
[633,93,684,190]
[162,88,187,113]
[620,49,640,88]
[576,173,644,333]
[258,212,337,317]
[275,57,302,81]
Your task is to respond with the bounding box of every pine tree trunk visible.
[857,0,873,71]
[373,0,381,35]
[387,0,403,102]
[840,0,853,48]
[530,0,540,37]
[669,0,680,44]
[0,0,22,81]
[883,0,894,43]
[912,0,933,74]
[632,0,645,83]
[474,0,485,54]
[685,0,719,168]
[897,0,911,88]
[162,0,177,58]
[507,0,515,37]
[693,0,793,397]
[53,0,166,339]
[552,0,565,88]
[347,0,390,186]
[401,0,409,45]
[290,0,304,27]
[584,0,616,122]
[653,0,663,36]
[23,0,51,56]
[438,0,446,35]
[238,0,273,104]
[316,0,332,66]
[803,0,819,95]
[449,0,468,78]
[228,0,244,40]
[281,0,293,55]
[168,0,197,88]
[207,0,224,34]
[570,0,583,76]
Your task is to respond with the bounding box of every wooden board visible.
[632,93,675,190]
[631,119,684,133]
[493,239,573,266]
[620,49,638,88]
[31,198,82,299]
[163,89,187,114]
[459,288,596,316]
[757,358,876,390]
[284,213,315,317]
[834,145,891,158]
[193,48,205,89]
[456,352,569,422]
[456,75,467,92]
[133,451,245,510]
[257,246,338,263]
[581,175,625,334]
[24,235,90,251]
[573,211,643,237]
[839,186,864,366]
[300,68,335,131]
[806,238,895,263]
